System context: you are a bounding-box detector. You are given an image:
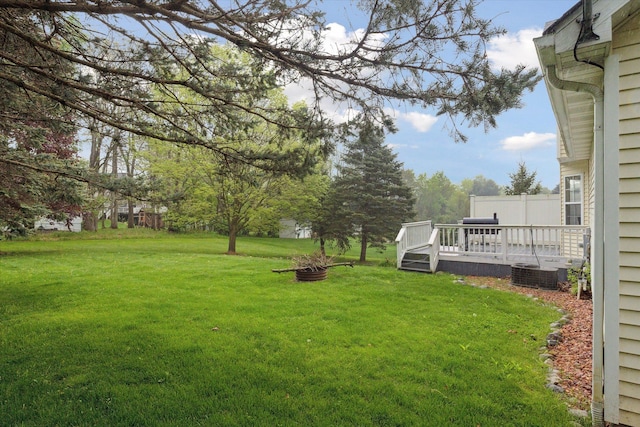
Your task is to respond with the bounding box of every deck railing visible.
[398,221,590,268]
[435,224,589,264]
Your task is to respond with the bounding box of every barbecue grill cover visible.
[462,217,499,225]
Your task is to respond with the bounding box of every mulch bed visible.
[465,276,592,410]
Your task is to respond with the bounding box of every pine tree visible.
[504,161,543,195]
[0,10,85,234]
[331,116,415,262]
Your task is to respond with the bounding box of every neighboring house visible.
[279,219,312,239]
[34,217,82,232]
[535,1,640,425]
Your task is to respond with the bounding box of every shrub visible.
[567,261,591,297]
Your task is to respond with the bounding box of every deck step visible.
[399,266,432,273]
[400,258,431,273]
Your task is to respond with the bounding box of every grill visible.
[462,212,499,231]
[462,213,499,251]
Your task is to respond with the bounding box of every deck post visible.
[501,227,508,263]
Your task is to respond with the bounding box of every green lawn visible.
[0,232,586,426]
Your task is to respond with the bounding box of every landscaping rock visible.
[546,383,565,393]
[568,408,589,419]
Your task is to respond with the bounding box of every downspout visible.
[578,0,600,44]
[545,64,605,427]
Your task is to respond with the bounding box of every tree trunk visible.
[110,133,119,229]
[359,233,367,263]
[227,226,237,254]
[320,238,326,257]
[110,198,118,229]
[87,124,103,233]
[83,212,97,232]
[127,198,135,228]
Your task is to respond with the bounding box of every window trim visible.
[564,174,583,226]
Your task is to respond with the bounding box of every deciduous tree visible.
[461,175,501,196]
[144,44,323,253]
[412,171,465,224]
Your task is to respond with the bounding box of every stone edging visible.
[540,304,589,423]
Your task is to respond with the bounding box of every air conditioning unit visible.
[511,263,558,290]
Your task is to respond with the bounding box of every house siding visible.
[614,9,640,426]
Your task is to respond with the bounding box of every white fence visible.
[469,194,560,226]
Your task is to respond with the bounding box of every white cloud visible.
[321,23,387,57]
[487,28,542,70]
[500,132,556,151]
[400,111,438,133]
[387,143,406,149]
[384,109,438,133]
[282,22,387,120]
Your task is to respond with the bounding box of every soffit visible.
[553,49,604,161]
[535,1,617,162]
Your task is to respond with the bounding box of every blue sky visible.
[302,0,579,189]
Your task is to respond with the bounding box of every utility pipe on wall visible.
[545,64,605,427]
[579,0,600,43]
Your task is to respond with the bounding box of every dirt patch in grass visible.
[465,275,592,410]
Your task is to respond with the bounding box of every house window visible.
[564,175,582,225]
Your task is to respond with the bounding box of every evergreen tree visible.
[332,116,415,262]
[311,184,354,257]
[504,161,543,195]
[0,10,85,234]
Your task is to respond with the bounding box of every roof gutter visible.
[545,63,605,427]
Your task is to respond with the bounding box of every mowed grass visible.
[0,233,582,426]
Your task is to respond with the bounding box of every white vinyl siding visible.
[615,8,640,426]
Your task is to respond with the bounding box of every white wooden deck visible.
[396,222,590,273]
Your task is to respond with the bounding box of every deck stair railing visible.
[395,221,435,271]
